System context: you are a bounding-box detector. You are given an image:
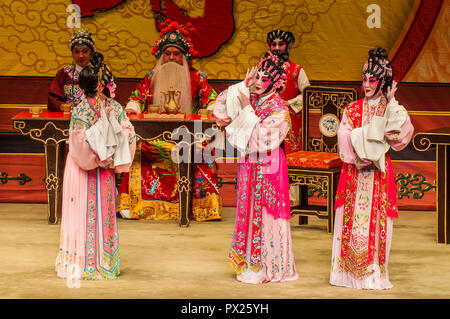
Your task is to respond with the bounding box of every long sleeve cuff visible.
[385,98,407,132]
[350,125,390,172]
[225,105,260,151]
[125,101,141,114]
[288,95,302,113]
[226,80,249,119]
[366,116,387,141]
[108,111,132,167]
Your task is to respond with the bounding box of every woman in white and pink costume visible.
[213,51,298,284]
[329,47,414,289]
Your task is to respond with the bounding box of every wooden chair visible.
[287,86,358,233]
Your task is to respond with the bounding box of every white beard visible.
[152,56,192,114]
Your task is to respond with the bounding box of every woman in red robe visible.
[47,29,95,112]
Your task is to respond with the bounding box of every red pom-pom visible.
[186,37,192,43]
[182,29,189,36]
[161,22,166,27]
[190,27,196,33]
[166,19,172,24]
[186,22,192,28]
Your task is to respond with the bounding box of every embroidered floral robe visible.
[330,97,414,289]
[55,96,136,280]
[215,92,298,284]
[117,67,222,221]
[48,65,83,112]
[279,61,310,154]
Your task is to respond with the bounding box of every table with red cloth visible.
[12,111,218,227]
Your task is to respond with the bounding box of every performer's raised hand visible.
[387,80,397,102]
[244,66,257,88]
[356,157,373,170]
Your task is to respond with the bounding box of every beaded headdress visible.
[70,29,95,52]
[151,20,198,62]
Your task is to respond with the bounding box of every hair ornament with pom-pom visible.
[151,20,198,61]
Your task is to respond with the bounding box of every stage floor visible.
[0,204,449,299]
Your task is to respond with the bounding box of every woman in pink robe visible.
[214,51,298,284]
[329,47,414,289]
[55,53,136,280]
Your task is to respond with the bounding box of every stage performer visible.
[213,51,298,284]
[267,30,310,205]
[117,20,222,222]
[267,29,309,153]
[329,47,414,289]
[55,52,136,280]
[48,29,95,112]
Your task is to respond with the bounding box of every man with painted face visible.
[56,52,136,280]
[47,29,95,112]
[267,30,310,206]
[267,30,310,154]
[329,47,414,290]
[213,51,298,284]
[117,20,222,222]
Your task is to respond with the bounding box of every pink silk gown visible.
[55,96,136,280]
[214,90,298,284]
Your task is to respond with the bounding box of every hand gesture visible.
[244,66,257,88]
[386,80,397,103]
[216,118,230,128]
[356,157,373,170]
[98,156,113,169]
[237,92,250,109]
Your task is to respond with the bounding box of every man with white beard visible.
[117,20,222,222]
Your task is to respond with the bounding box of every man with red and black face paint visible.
[266,30,310,153]
[329,47,414,290]
[266,30,310,206]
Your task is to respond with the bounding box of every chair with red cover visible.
[287,86,358,233]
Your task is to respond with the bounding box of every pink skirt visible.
[236,206,298,284]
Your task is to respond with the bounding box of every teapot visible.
[161,87,181,114]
